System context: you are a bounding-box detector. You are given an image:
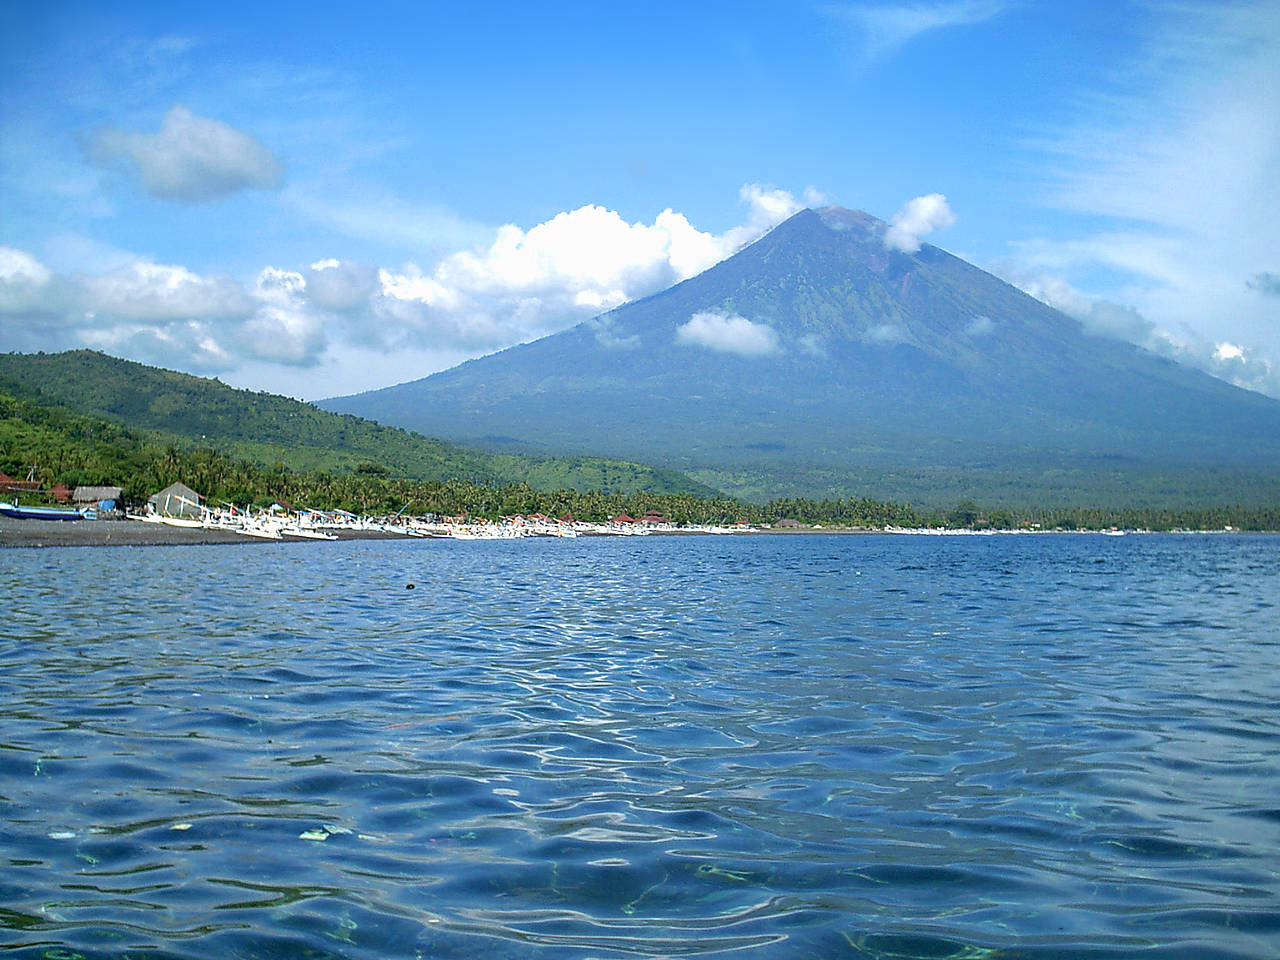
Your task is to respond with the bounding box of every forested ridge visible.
[0,350,717,497]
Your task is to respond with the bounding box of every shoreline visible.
[0,516,408,549]
[1,516,1265,549]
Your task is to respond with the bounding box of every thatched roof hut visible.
[74,485,123,505]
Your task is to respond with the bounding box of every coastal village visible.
[0,472,746,541]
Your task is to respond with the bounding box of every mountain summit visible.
[322,208,1280,506]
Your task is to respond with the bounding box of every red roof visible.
[0,471,40,490]
[611,513,636,523]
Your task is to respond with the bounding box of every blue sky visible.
[2,0,1277,399]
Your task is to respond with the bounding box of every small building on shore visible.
[150,481,203,518]
[0,470,41,493]
[74,486,124,512]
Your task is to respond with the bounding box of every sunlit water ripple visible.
[1,533,1277,959]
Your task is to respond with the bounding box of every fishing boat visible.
[0,501,88,521]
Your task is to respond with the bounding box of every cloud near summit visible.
[884,193,955,253]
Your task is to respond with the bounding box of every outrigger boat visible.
[0,501,88,521]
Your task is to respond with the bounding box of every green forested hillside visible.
[3,385,1277,530]
[0,350,718,497]
[0,385,749,520]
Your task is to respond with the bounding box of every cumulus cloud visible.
[0,247,56,314]
[80,322,236,373]
[373,183,811,353]
[0,185,817,382]
[237,267,328,365]
[302,259,381,313]
[87,105,284,202]
[675,311,781,357]
[0,248,328,370]
[883,193,955,253]
[79,261,252,321]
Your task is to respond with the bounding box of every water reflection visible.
[1,534,1278,958]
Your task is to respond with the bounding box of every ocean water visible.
[1,533,1277,960]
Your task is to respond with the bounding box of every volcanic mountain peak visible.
[322,207,1280,506]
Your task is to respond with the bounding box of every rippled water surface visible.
[2,533,1278,959]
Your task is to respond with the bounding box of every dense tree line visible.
[3,388,1278,530]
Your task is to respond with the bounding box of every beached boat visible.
[279,525,338,540]
[0,501,87,521]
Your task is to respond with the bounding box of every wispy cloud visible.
[282,183,491,254]
[965,315,996,336]
[827,0,1010,61]
[998,261,1280,398]
[1017,0,1280,394]
[86,105,284,203]
[862,322,908,344]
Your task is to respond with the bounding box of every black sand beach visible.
[0,516,403,548]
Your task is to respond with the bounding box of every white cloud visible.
[675,311,781,357]
[374,184,810,353]
[0,248,327,369]
[302,258,380,313]
[237,267,329,365]
[1214,342,1244,362]
[0,247,55,314]
[282,184,490,252]
[798,333,829,357]
[884,193,955,253]
[590,315,641,351]
[0,185,816,388]
[80,322,236,373]
[80,261,252,321]
[862,322,908,344]
[965,315,996,336]
[1001,263,1280,398]
[829,0,1010,61]
[87,105,284,203]
[1017,1,1280,394]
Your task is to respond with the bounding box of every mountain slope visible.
[0,350,720,497]
[323,207,1280,506]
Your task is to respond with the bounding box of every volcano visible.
[322,208,1280,506]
